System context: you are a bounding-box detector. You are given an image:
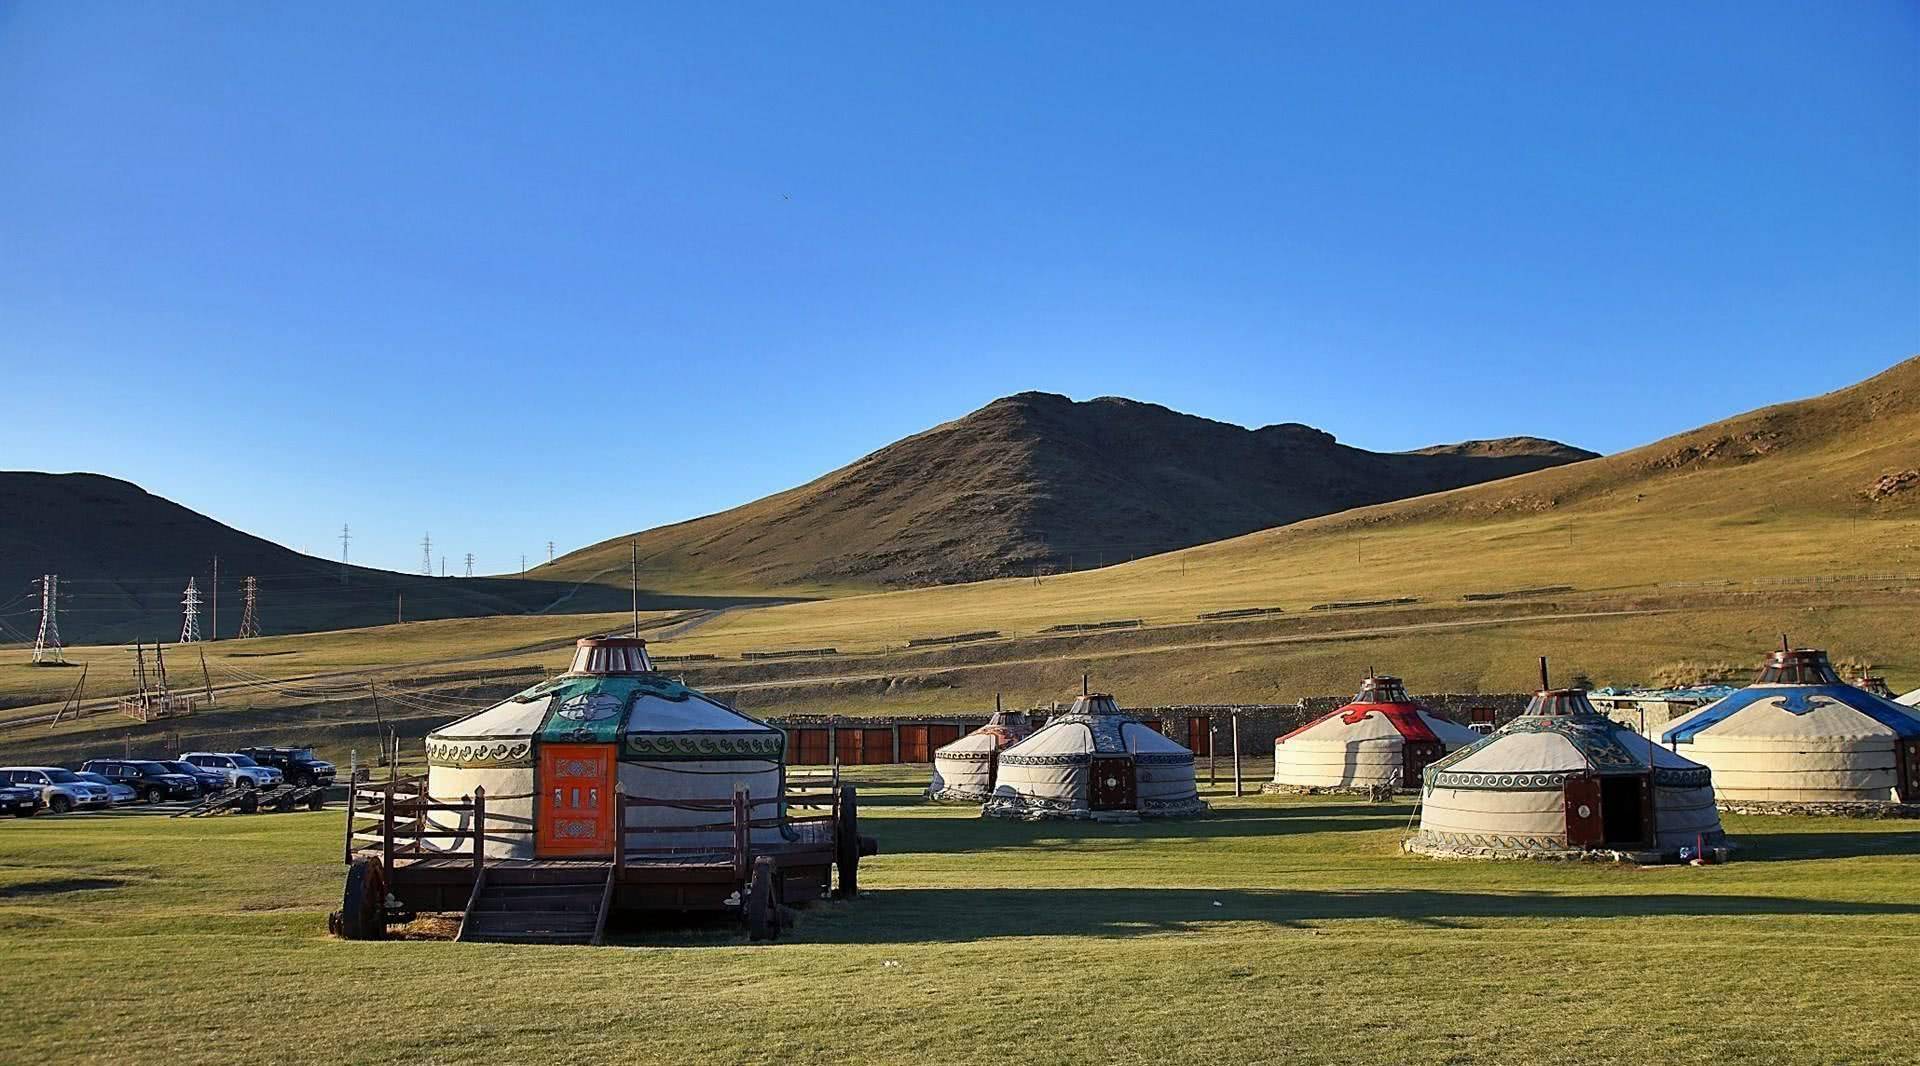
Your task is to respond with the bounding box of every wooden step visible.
[457,864,615,945]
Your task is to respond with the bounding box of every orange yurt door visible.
[538,744,616,859]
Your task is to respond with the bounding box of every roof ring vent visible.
[569,636,654,675]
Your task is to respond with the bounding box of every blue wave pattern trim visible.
[1663,685,1920,745]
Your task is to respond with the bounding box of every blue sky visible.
[1,3,1914,574]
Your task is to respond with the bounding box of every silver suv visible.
[0,767,114,813]
[178,752,284,790]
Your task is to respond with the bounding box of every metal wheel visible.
[145,787,164,804]
[49,795,71,814]
[745,856,780,941]
[835,784,860,899]
[337,858,388,940]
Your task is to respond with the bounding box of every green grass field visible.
[2,772,1916,1065]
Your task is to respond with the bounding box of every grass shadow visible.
[1730,832,1920,863]
[867,804,1411,855]
[0,876,127,898]
[793,886,1920,944]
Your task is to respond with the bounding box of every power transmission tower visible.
[464,553,474,577]
[420,532,433,576]
[339,523,352,584]
[547,541,555,564]
[237,576,261,639]
[179,578,203,643]
[31,574,64,665]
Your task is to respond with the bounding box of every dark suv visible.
[237,746,337,788]
[156,759,228,796]
[80,759,202,803]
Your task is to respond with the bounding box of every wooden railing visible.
[343,776,533,868]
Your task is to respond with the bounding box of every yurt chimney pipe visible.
[1082,672,1089,697]
[1538,656,1550,692]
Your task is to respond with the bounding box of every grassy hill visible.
[536,391,1593,590]
[0,473,773,645]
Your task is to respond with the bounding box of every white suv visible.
[0,767,114,813]
[178,752,285,790]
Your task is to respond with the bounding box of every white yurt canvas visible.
[424,637,787,859]
[929,710,1035,802]
[1660,645,1920,807]
[983,693,1206,821]
[1269,673,1482,793]
[1408,674,1726,861]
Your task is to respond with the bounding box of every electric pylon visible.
[464,553,474,577]
[237,576,261,639]
[421,532,433,576]
[179,578,203,643]
[30,574,64,665]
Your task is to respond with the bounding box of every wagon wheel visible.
[337,857,388,940]
[306,792,326,811]
[745,856,781,941]
[835,784,860,899]
[238,790,259,815]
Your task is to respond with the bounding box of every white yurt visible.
[928,708,1035,802]
[1407,665,1726,862]
[1268,673,1482,793]
[1659,643,1920,808]
[983,693,1206,821]
[423,637,787,859]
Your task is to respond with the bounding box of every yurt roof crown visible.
[569,636,654,675]
[1354,673,1410,703]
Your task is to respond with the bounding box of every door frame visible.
[536,742,617,859]
[1563,773,1604,848]
[1089,755,1137,811]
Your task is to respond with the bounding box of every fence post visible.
[732,785,750,885]
[381,790,395,872]
[472,786,486,874]
[1209,716,1217,787]
[343,776,358,864]
[1232,710,1243,798]
[613,781,626,879]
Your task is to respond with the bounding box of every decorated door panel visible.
[537,744,615,858]
[1563,773,1604,848]
[1400,742,1445,788]
[1900,739,1920,803]
[1090,756,1137,811]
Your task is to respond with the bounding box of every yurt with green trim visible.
[1407,662,1726,862]
[423,637,786,859]
[1659,643,1920,810]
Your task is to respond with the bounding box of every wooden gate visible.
[1563,773,1604,848]
[834,728,896,766]
[1089,756,1137,811]
[1186,717,1212,756]
[927,724,963,750]
[789,728,830,766]
[898,725,931,763]
[537,743,615,859]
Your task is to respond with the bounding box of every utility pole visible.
[440,555,446,578]
[237,577,261,639]
[31,574,64,665]
[339,523,352,584]
[464,553,475,578]
[179,578,203,643]
[520,554,526,575]
[421,533,433,576]
[396,592,403,625]
[547,541,555,565]
[210,555,219,641]
[631,540,640,637]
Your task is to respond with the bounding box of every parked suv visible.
[0,767,113,813]
[80,760,201,803]
[0,781,42,817]
[156,759,228,796]
[178,752,284,790]
[237,746,337,788]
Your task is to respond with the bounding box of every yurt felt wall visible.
[1272,676,1481,790]
[929,713,1032,802]
[984,695,1205,820]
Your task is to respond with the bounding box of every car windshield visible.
[160,762,196,774]
[131,762,171,775]
[45,770,81,783]
[228,755,260,767]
